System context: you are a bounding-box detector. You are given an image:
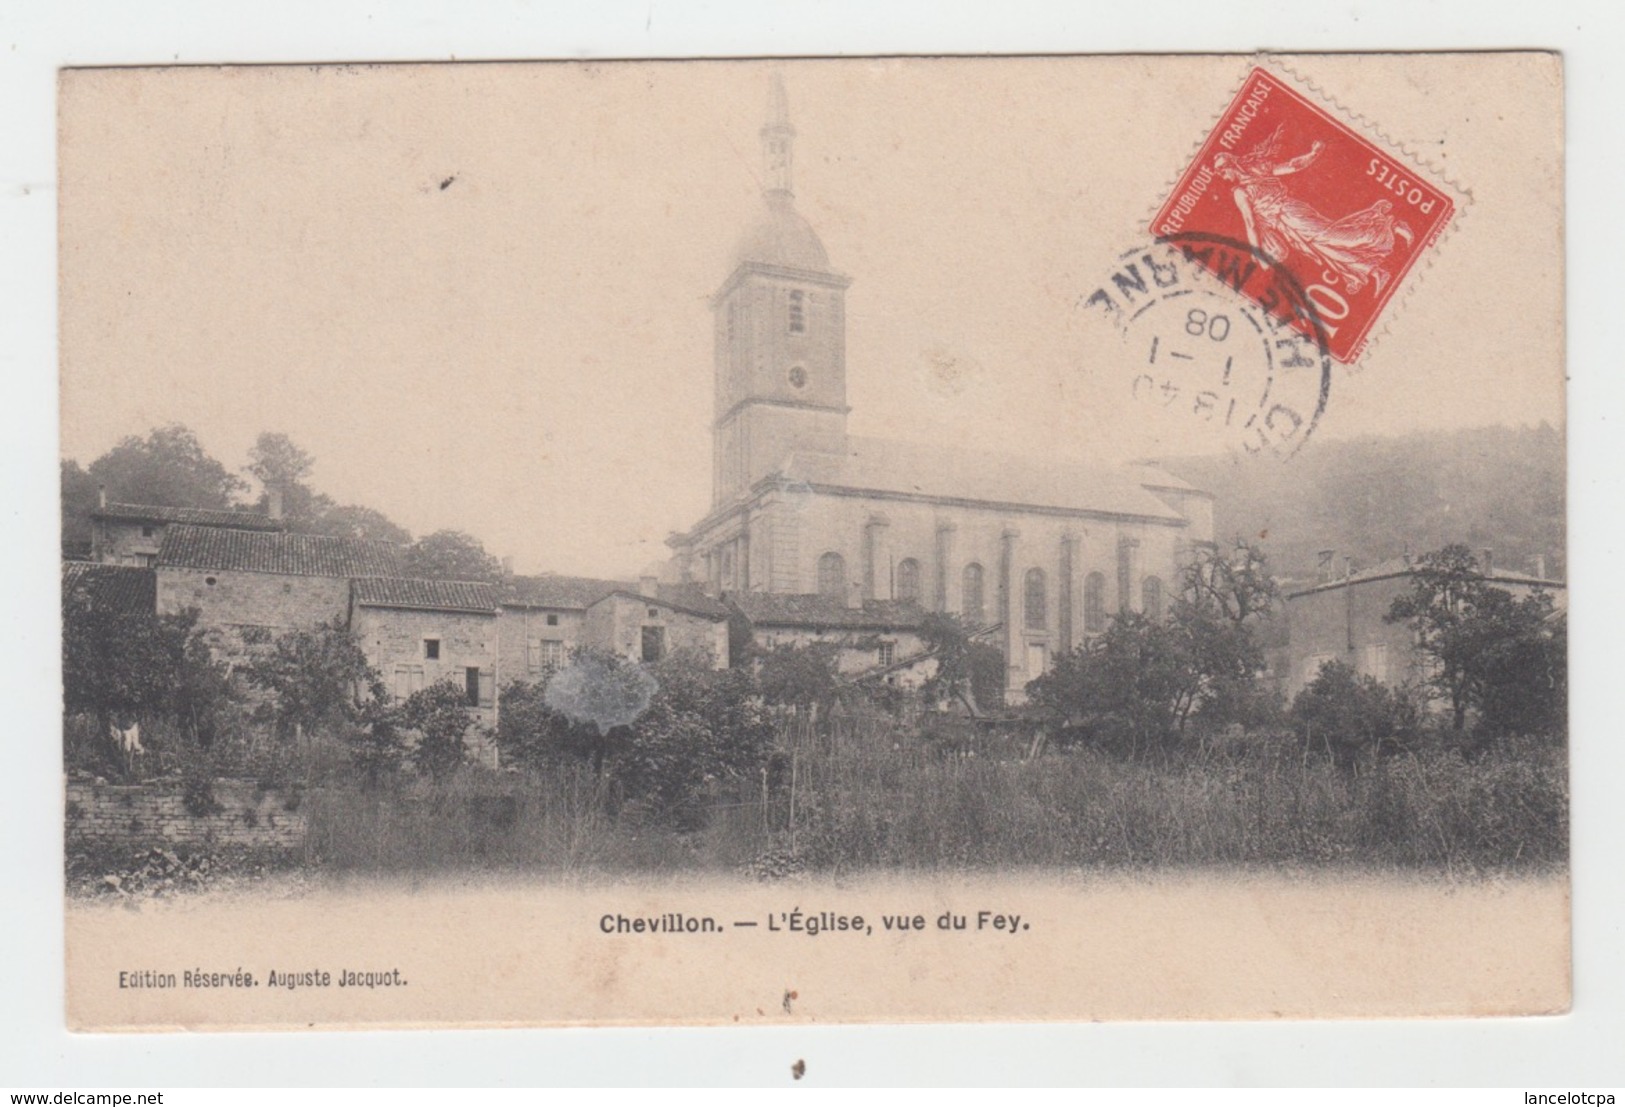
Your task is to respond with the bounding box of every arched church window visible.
[896,558,921,603]
[817,551,846,598]
[1143,575,1164,622]
[962,563,985,624]
[1084,571,1107,633]
[1024,568,1047,631]
[788,289,805,334]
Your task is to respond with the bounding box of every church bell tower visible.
[711,73,851,507]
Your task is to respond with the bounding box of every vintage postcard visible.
[58,53,1567,1030]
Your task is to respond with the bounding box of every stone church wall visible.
[748,491,1194,694]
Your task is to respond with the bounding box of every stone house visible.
[727,591,932,680]
[89,499,281,567]
[349,576,502,763]
[583,589,731,668]
[153,524,403,656]
[499,574,732,682]
[1279,553,1566,699]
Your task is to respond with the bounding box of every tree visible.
[245,431,317,492]
[399,680,478,780]
[754,640,841,710]
[86,424,247,509]
[245,432,414,542]
[917,613,1005,714]
[541,651,659,775]
[495,677,604,772]
[60,459,100,556]
[1027,599,1265,756]
[346,694,412,789]
[1172,598,1272,731]
[1290,659,1417,763]
[611,651,773,823]
[403,529,503,582]
[241,618,379,742]
[1478,609,1565,739]
[1181,539,1280,624]
[310,503,413,546]
[499,650,773,824]
[61,593,231,779]
[1385,544,1562,733]
[244,431,335,528]
[1026,613,1204,756]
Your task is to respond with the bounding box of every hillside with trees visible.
[1159,423,1565,584]
[62,424,495,578]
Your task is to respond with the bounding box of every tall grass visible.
[302,714,1567,877]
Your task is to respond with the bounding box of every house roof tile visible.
[157,525,403,578]
[92,502,283,531]
[501,575,732,621]
[62,562,156,615]
[501,574,625,610]
[353,577,500,613]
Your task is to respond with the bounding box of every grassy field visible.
[298,717,1568,879]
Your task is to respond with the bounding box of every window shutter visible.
[479,668,495,707]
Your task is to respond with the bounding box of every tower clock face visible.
[787,365,808,389]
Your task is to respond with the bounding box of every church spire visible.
[760,71,796,198]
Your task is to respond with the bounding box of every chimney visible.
[1481,548,1494,576]
[267,485,285,521]
[97,483,107,509]
[501,556,514,577]
[1316,549,1336,584]
[638,574,659,598]
[846,579,864,610]
[1532,553,1547,580]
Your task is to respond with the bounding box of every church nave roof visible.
[776,435,1191,523]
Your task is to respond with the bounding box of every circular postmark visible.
[1076,233,1333,458]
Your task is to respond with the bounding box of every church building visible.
[669,77,1216,698]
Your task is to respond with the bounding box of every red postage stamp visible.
[1152,66,1457,363]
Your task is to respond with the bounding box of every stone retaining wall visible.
[65,778,307,851]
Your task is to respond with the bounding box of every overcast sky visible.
[58,55,1563,576]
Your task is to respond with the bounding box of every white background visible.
[2,0,1621,1088]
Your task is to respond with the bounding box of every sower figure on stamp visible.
[1215,124,1415,296]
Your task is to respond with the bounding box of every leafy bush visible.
[399,680,480,780]
[918,613,1005,714]
[615,652,773,825]
[1291,660,1418,763]
[1386,544,1565,733]
[494,676,598,771]
[496,650,773,826]
[753,640,841,709]
[62,594,235,780]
